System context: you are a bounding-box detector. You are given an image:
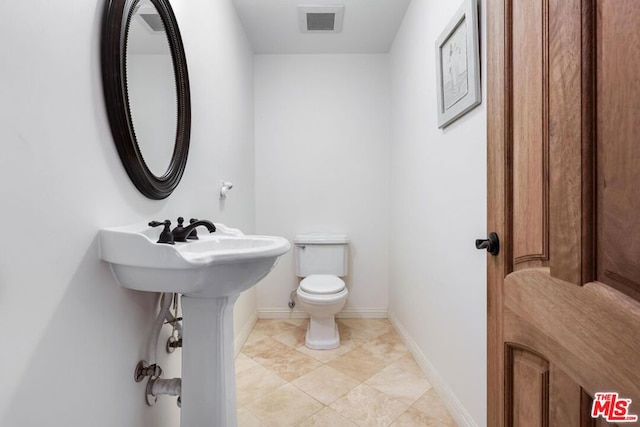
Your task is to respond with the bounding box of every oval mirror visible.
[101,0,190,200]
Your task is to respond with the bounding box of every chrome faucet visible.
[172,217,216,242]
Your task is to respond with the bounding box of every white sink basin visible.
[99,221,290,426]
[99,222,290,298]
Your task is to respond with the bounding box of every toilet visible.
[294,232,349,350]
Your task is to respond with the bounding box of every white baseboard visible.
[388,311,478,427]
[234,311,258,356]
[258,308,388,319]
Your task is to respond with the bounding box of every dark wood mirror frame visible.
[101,0,190,200]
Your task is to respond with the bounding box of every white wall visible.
[254,55,390,317]
[389,0,487,425]
[0,0,255,425]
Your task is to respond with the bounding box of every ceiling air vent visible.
[139,13,165,32]
[298,5,344,33]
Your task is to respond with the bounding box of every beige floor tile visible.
[337,318,394,339]
[237,320,455,427]
[245,383,323,426]
[365,364,432,405]
[245,338,322,381]
[389,354,425,376]
[292,365,361,405]
[297,407,357,427]
[252,319,299,337]
[245,329,269,345]
[327,346,389,382]
[237,407,264,427]
[236,352,259,374]
[236,364,287,407]
[329,384,409,427]
[283,318,309,328]
[411,389,456,424]
[360,331,410,364]
[295,341,354,363]
[261,350,321,382]
[272,327,307,348]
[242,337,286,359]
[390,406,455,426]
[336,322,379,348]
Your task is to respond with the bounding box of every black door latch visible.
[475,232,500,256]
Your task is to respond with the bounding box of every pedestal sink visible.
[99,222,290,426]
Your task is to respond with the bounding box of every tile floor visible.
[235,318,457,426]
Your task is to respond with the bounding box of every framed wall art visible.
[435,0,481,128]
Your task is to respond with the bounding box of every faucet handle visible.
[187,218,199,240]
[149,220,170,227]
[172,217,186,234]
[149,220,175,245]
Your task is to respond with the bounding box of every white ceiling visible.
[232,0,412,54]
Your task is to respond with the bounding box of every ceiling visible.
[232,0,412,54]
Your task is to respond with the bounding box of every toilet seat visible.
[300,274,345,295]
[297,286,348,305]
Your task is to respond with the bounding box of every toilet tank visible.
[294,233,349,277]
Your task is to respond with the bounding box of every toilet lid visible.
[300,275,345,295]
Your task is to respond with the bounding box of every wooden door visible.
[487,0,640,425]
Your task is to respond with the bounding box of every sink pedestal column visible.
[180,295,239,426]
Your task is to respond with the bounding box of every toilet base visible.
[305,317,340,350]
